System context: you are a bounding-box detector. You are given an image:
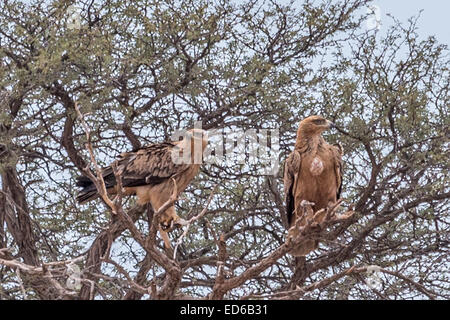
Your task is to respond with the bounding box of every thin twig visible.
[15,267,27,299]
[74,102,117,214]
[173,185,217,259]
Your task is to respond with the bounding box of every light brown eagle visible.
[76,129,208,246]
[283,115,343,256]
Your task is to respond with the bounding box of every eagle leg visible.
[299,200,315,226]
[159,226,172,249]
[159,206,187,231]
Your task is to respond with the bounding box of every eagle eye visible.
[313,119,326,125]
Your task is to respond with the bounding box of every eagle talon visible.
[160,222,171,231]
[300,200,315,207]
[310,222,321,231]
[160,217,188,231]
[174,217,188,227]
[160,217,174,231]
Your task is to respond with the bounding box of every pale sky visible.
[375,0,449,45]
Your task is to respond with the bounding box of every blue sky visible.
[375,0,449,45]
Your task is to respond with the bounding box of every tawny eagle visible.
[76,129,208,245]
[283,115,343,256]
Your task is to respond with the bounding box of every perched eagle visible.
[283,116,343,256]
[76,129,208,245]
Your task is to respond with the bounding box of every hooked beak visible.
[327,120,336,129]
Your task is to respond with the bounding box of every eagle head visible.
[186,128,208,143]
[298,115,335,135]
[171,128,209,165]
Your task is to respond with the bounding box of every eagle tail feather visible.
[76,190,99,203]
[76,175,100,203]
[76,175,93,188]
[286,184,295,226]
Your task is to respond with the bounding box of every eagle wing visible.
[113,142,191,188]
[76,142,190,203]
[283,150,302,227]
[330,143,344,200]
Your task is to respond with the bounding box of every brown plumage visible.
[283,116,343,256]
[76,129,208,246]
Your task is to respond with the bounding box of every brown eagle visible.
[76,129,208,246]
[283,115,343,256]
